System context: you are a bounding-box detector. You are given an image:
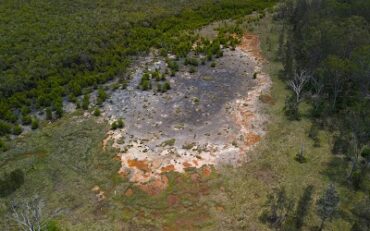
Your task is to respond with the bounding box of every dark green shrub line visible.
[0,0,276,137]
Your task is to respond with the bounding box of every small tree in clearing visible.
[316,184,339,231]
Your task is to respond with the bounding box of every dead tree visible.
[8,196,63,231]
[8,196,46,231]
[288,70,310,105]
[9,197,43,231]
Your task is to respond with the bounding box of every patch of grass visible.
[0,112,125,229]
[161,139,176,147]
[182,142,196,150]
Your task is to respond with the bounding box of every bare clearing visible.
[102,34,271,194]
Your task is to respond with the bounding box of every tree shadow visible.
[320,156,348,187]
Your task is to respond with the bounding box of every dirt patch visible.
[138,175,169,196]
[259,94,275,105]
[127,159,150,172]
[239,33,264,63]
[125,188,134,197]
[161,164,175,173]
[253,168,276,185]
[202,166,212,177]
[167,194,180,206]
[183,161,192,169]
[245,132,262,146]
[103,32,271,195]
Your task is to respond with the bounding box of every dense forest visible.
[277,0,370,229]
[0,0,275,139]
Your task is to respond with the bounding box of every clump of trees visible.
[276,0,369,227]
[261,184,339,230]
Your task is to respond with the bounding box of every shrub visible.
[111,121,118,130]
[31,117,39,130]
[185,57,198,66]
[210,62,216,68]
[0,139,6,151]
[163,81,171,91]
[352,170,362,190]
[117,118,124,128]
[189,67,196,73]
[167,60,179,72]
[97,88,107,105]
[308,125,320,147]
[93,108,101,116]
[295,145,306,163]
[139,73,152,90]
[284,96,300,120]
[46,108,53,120]
[22,115,32,125]
[12,124,23,135]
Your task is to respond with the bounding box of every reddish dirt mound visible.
[183,161,192,168]
[167,195,180,206]
[239,33,264,62]
[127,159,150,172]
[161,164,175,172]
[191,173,201,183]
[202,166,212,177]
[125,188,134,197]
[245,132,261,146]
[138,175,169,196]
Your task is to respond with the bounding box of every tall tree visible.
[316,184,340,231]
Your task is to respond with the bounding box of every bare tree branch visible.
[288,70,311,104]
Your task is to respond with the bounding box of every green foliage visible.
[45,220,61,231]
[117,118,124,128]
[284,96,299,120]
[46,108,53,120]
[189,66,196,73]
[12,124,23,135]
[167,60,179,72]
[185,57,199,66]
[0,139,6,152]
[0,120,12,136]
[361,146,370,163]
[93,108,101,117]
[22,115,32,125]
[31,117,39,130]
[157,81,171,93]
[161,138,176,147]
[97,88,107,105]
[82,94,90,110]
[139,73,152,91]
[111,118,124,130]
[111,122,118,130]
